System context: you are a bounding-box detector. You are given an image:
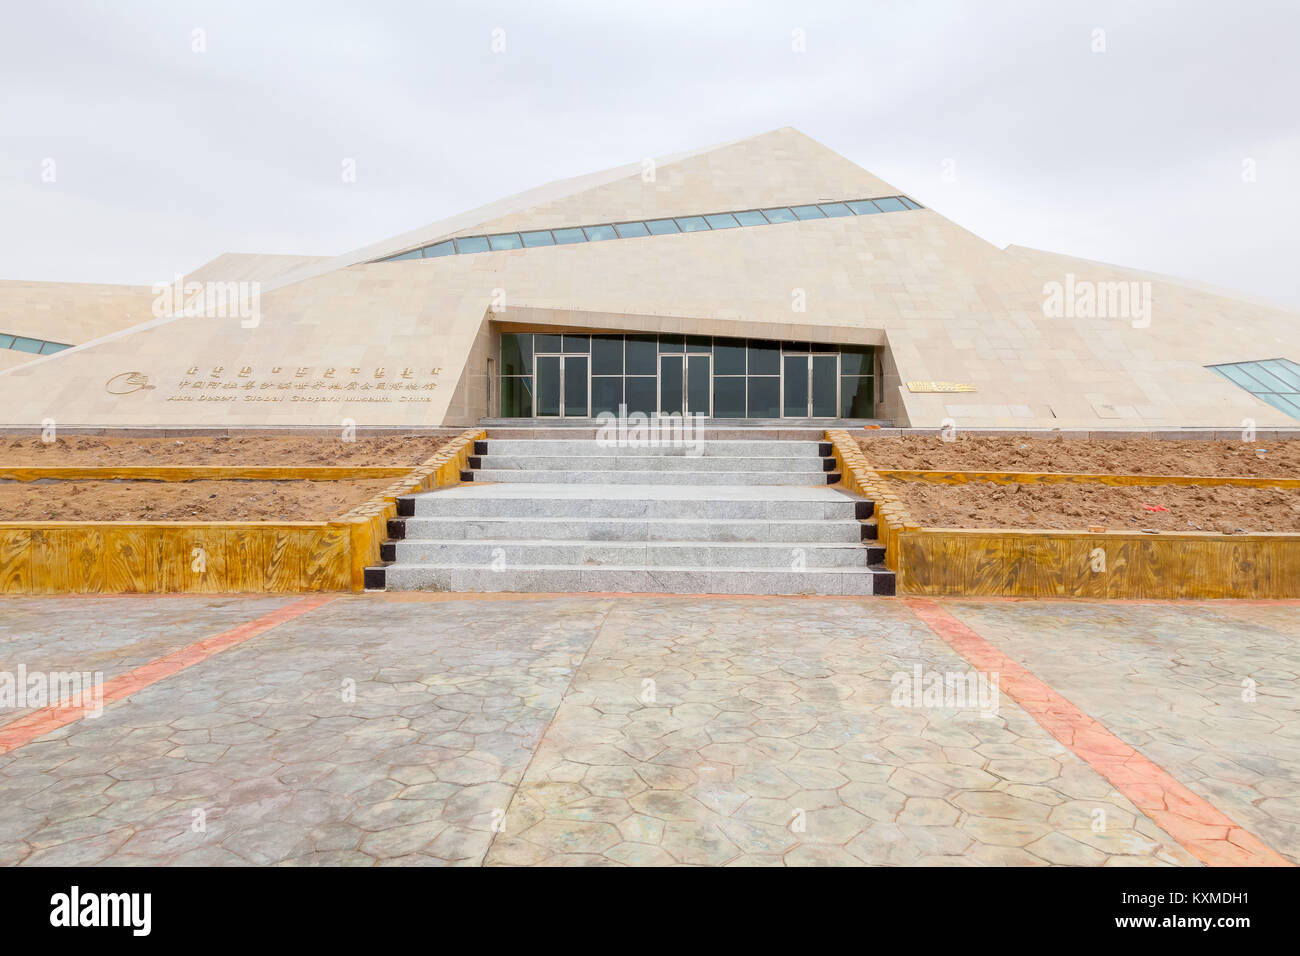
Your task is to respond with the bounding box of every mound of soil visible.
[888,479,1300,533]
[858,436,1299,478]
[0,435,452,467]
[0,479,395,521]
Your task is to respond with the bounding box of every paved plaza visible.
[0,593,1296,866]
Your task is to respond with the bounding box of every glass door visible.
[534,354,588,417]
[782,354,839,417]
[659,354,711,415]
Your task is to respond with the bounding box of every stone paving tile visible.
[0,596,298,727]
[3,593,1290,867]
[944,600,1300,865]
[483,597,1197,866]
[0,596,608,866]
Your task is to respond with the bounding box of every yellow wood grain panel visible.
[101,526,157,593]
[877,469,1299,489]
[0,528,31,592]
[0,466,413,481]
[894,529,1300,599]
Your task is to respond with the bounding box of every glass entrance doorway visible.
[534,354,589,417]
[499,332,876,420]
[783,354,838,418]
[658,354,711,416]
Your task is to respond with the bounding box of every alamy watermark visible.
[152,274,261,328]
[596,407,706,455]
[1042,273,1151,328]
[891,664,1000,718]
[1,665,104,718]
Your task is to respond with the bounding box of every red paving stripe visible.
[905,597,1292,868]
[0,594,335,756]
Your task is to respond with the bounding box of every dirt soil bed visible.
[858,436,1299,478]
[888,479,1300,533]
[0,435,452,467]
[0,479,396,521]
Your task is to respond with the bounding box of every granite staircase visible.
[365,428,894,595]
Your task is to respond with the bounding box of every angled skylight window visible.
[374,194,924,262]
[1207,358,1300,419]
[791,204,826,220]
[645,218,680,235]
[674,216,710,232]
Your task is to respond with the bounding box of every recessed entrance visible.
[500,332,876,419]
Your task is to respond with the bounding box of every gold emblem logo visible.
[105,372,155,395]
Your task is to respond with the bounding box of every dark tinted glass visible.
[592,376,623,416]
[564,356,589,416]
[747,377,780,417]
[624,376,657,416]
[839,345,873,376]
[713,377,745,418]
[534,334,562,354]
[714,340,746,375]
[591,335,623,374]
[747,340,780,374]
[500,376,532,417]
[841,377,874,418]
[500,333,532,376]
[625,335,657,374]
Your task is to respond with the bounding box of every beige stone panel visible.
[0,280,156,347]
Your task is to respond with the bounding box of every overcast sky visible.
[3,0,1298,309]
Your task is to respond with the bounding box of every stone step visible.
[469,454,835,473]
[477,439,831,457]
[400,486,870,520]
[382,539,885,568]
[394,515,874,543]
[371,563,896,596]
[483,427,829,440]
[464,469,840,486]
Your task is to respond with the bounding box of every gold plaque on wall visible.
[907,381,976,393]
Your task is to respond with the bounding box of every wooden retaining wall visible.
[825,430,1300,599]
[0,430,483,594]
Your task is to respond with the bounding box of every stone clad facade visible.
[0,127,1296,429]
